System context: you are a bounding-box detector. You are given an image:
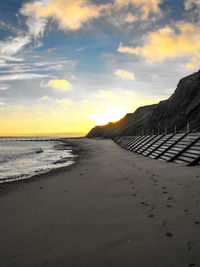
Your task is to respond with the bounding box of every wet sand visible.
[0,138,200,267]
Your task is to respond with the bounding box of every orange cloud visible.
[115,0,161,19]
[115,69,135,80]
[46,79,72,91]
[118,22,200,69]
[24,0,110,30]
[124,13,136,23]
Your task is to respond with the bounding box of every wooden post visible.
[187,123,190,133]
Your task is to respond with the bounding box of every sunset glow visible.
[0,0,198,136]
[90,106,128,126]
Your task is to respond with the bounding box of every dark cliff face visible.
[87,71,200,138]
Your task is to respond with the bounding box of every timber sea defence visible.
[113,132,200,166]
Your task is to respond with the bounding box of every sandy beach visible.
[0,138,200,267]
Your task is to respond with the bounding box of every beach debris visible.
[36,149,43,153]
[165,232,173,237]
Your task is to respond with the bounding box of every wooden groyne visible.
[113,132,200,166]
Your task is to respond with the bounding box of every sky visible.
[0,0,200,136]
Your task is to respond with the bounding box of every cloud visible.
[124,13,136,23]
[56,98,72,106]
[40,95,51,101]
[118,42,137,54]
[20,5,47,40]
[23,0,110,31]
[185,0,200,10]
[43,79,72,91]
[0,2,47,66]
[118,22,200,69]
[0,84,9,91]
[0,20,17,33]
[114,0,161,19]
[100,90,114,97]
[0,36,30,57]
[115,69,135,80]
[0,73,47,81]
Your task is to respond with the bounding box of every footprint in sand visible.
[165,232,173,237]
[141,201,148,206]
[194,221,200,225]
[188,264,198,267]
[162,186,167,189]
[187,241,193,251]
[162,220,168,227]
[184,209,191,216]
[163,191,168,194]
[166,204,173,208]
[149,214,155,218]
[167,196,173,200]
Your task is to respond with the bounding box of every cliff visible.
[87,71,200,138]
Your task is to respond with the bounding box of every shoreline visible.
[0,138,83,194]
[0,138,200,267]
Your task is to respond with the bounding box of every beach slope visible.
[0,138,200,267]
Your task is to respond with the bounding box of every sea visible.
[0,138,76,183]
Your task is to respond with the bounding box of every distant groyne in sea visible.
[0,138,61,142]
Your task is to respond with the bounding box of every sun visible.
[90,106,127,126]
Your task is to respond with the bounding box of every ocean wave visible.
[0,139,75,183]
